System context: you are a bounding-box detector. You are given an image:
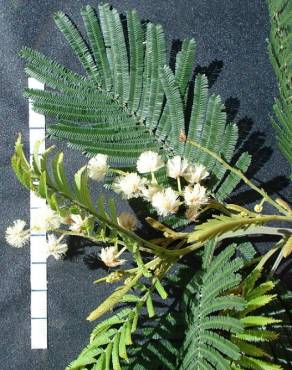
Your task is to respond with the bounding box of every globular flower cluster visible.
[87,154,108,181]
[113,173,147,199]
[67,214,88,233]
[46,234,68,260]
[87,151,210,220]
[99,246,126,268]
[32,204,63,232]
[5,219,30,248]
[5,204,72,260]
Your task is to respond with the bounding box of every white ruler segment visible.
[28,77,48,349]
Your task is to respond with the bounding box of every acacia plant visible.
[6,2,292,370]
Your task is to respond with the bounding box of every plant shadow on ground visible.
[229,116,290,205]
[64,234,109,271]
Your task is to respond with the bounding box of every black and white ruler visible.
[28,77,47,349]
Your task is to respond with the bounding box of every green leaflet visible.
[238,356,283,370]
[175,38,196,96]
[87,273,143,322]
[127,9,144,113]
[230,268,283,369]
[52,152,73,197]
[184,74,208,159]
[159,65,185,156]
[240,315,280,327]
[188,213,262,243]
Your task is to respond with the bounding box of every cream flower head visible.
[113,172,147,199]
[32,205,63,232]
[167,156,189,179]
[87,154,108,181]
[136,151,164,174]
[5,219,30,248]
[68,214,87,233]
[184,184,208,207]
[151,187,180,217]
[46,234,68,260]
[117,212,138,231]
[141,184,160,202]
[99,246,126,267]
[184,163,209,184]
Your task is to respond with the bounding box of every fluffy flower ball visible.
[136,151,164,174]
[5,219,30,248]
[87,154,108,181]
[151,187,180,217]
[99,246,126,267]
[167,156,189,179]
[32,205,63,232]
[46,234,68,260]
[68,214,87,233]
[184,163,209,184]
[184,184,208,207]
[141,184,160,202]
[113,173,147,199]
[117,212,138,231]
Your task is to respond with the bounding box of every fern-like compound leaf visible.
[20,3,251,202]
[178,244,245,370]
[267,0,292,177]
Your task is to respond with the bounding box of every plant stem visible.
[168,215,292,257]
[54,228,154,254]
[55,228,101,243]
[218,226,292,241]
[177,177,182,192]
[151,172,158,184]
[108,168,126,176]
[188,214,292,244]
[270,250,284,275]
[187,139,289,216]
[256,239,283,271]
[116,246,127,257]
[120,257,162,275]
